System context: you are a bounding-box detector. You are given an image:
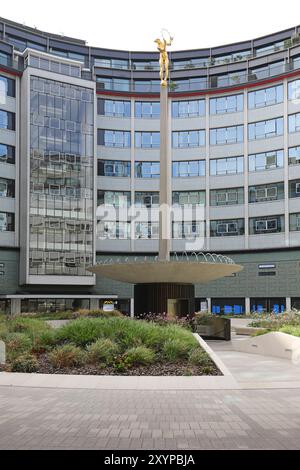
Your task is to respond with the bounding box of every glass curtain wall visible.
[29,76,94,277]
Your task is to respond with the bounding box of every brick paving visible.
[0,386,300,449]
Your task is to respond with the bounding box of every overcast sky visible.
[1,0,299,51]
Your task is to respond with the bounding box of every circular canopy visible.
[88,259,243,284]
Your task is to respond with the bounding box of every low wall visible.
[233,332,300,362]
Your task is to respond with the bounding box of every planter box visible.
[194,317,231,341]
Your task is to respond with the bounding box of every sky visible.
[1,0,299,51]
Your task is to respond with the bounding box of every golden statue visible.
[154,31,173,87]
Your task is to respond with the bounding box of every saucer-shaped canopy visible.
[88,259,243,284]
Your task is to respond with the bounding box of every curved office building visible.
[1,17,300,315]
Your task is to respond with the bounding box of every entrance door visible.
[167,299,177,317]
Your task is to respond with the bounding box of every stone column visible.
[90,298,99,310]
[286,297,291,312]
[245,297,251,315]
[10,298,21,316]
[158,85,171,261]
[130,298,135,318]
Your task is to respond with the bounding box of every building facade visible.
[1,17,300,315]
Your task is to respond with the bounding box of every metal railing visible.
[96,60,300,94]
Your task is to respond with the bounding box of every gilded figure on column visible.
[154,31,173,87]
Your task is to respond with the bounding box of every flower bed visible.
[248,311,300,337]
[0,315,220,376]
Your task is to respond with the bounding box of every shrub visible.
[7,317,50,338]
[75,309,123,318]
[279,325,300,337]
[0,322,9,340]
[87,338,119,364]
[49,345,86,369]
[5,333,32,359]
[31,329,58,354]
[188,348,212,366]
[56,318,107,346]
[201,366,215,375]
[123,346,155,366]
[162,338,194,361]
[11,354,39,373]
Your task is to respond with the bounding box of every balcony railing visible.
[96,59,300,94]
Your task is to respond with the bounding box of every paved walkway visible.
[0,386,300,449]
[208,336,300,389]
[1,331,300,450]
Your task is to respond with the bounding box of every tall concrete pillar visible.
[286,297,291,312]
[130,298,134,318]
[207,298,211,313]
[90,298,99,310]
[245,297,251,315]
[159,85,171,261]
[10,298,21,316]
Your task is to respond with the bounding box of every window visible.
[97,191,131,207]
[249,149,283,171]
[0,144,15,164]
[172,100,205,118]
[173,191,205,206]
[289,213,300,231]
[172,77,207,92]
[258,271,276,277]
[97,99,131,117]
[210,156,243,175]
[248,118,283,140]
[249,182,284,203]
[210,125,243,145]
[134,80,160,92]
[249,215,284,234]
[97,221,130,239]
[97,129,131,147]
[132,61,159,70]
[135,192,159,207]
[211,298,245,315]
[210,94,243,114]
[98,160,130,177]
[289,179,300,198]
[210,219,244,237]
[135,102,160,118]
[96,77,130,91]
[210,187,244,206]
[172,130,205,148]
[0,212,14,231]
[251,61,284,79]
[0,110,15,130]
[135,222,159,239]
[0,52,10,66]
[172,57,208,70]
[289,113,300,133]
[288,79,300,101]
[172,160,205,177]
[94,58,129,69]
[135,162,160,178]
[0,178,15,198]
[248,85,283,108]
[0,75,16,100]
[30,55,81,77]
[135,132,160,148]
[210,71,246,88]
[172,221,205,238]
[289,146,300,166]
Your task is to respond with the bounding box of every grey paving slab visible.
[0,386,300,450]
[208,337,300,387]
